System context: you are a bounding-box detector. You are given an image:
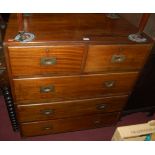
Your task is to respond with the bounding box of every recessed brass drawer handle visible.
[0,69,5,74]
[42,126,53,131]
[104,80,115,88]
[44,127,51,130]
[41,109,54,115]
[96,104,106,110]
[94,120,102,127]
[40,57,57,65]
[40,85,55,93]
[111,54,126,63]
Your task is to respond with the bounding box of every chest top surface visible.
[4,13,153,46]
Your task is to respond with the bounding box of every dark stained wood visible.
[138,13,151,33]
[8,45,85,77]
[1,86,18,131]
[0,69,9,87]
[85,44,152,73]
[0,26,9,88]
[17,14,23,32]
[13,72,138,103]
[0,46,8,87]
[16,95,128,122]
[20,112,120,137]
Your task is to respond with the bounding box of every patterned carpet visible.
[0,95,155,141]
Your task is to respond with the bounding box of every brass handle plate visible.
[96,104,106,110]
[94,120,102,127]
[40,57,57,65]
[104,80,115,88]
[44,127,51,130]
[40,85,55,93]
[42,125,53,131]
[111,54,126,63]
[41,109,54,115]
[0,69,5,74]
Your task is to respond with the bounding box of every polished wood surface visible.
[20,112,120,137]
[4,14,153,46]
[16,95,127,122]
[85,44,151,73]
[8,45,85,77]
[13,72,138,103]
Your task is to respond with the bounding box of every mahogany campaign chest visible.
[4,14,153,137]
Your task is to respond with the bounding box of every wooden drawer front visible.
[13,72,138,103]
[8,45,85,76]
[16,95,127,122]
[20,112,120,137]
[85,45,151,73]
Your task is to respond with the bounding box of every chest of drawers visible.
[4,14,153,137]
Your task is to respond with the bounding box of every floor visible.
[0,95,155,141]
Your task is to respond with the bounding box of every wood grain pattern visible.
[4,14,153,46]
[8,45,85,77]
[84,44,151,73]
[13,72,138,103]
[20,112,120,137]
[16,95,128,122]
[3,14,154,137]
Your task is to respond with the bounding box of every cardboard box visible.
[112,120,155,141]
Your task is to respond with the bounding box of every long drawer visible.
[13,72,138,103]
[20,112,120,137]
[16,95,127,122]
[85,45,151,73]
[8,45,85,77]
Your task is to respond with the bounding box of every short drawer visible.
[13,72,138,103]
[84,45,151,73]
[8,45,85,76]
[16,95,128,122]
[20,112,120,137]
